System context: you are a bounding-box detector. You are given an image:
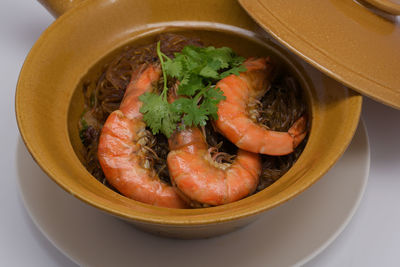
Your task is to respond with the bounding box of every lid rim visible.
[362,0,400,15]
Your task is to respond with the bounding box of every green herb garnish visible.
[79,117,89,143]
[139,41,246,137]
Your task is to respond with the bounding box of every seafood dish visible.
[78,33,309,208]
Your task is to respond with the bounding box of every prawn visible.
[167,126,261,206]
[97,64,187,208]
[215,58,307,156]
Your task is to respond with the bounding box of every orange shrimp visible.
[215,57,307,156]
[98,64,187,208]
[167,127,261,206]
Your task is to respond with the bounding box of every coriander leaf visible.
[201,86,226,119]
[139,92,165,132]
[170,97,190,115]
[171,97,208,127]
[205,46,232,69]
[230,55,246,67]
[160,107,180,137]
[199,65,219,79]
[164,59,183,78]
[139,92,178,137]
[177,74,203,96]
[181,46,203,66]
[183,103,209,127]
[182,45,202,57]
[207,59,223,72]
[220,64,247,79]
[179,72,190,86]
[204,86,226,102]
[184,106,208,127]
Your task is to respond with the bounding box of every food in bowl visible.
[77,32,309,208]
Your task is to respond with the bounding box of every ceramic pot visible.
[16,0,361,238]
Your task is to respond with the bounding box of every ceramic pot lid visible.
[239,0,400,109]
[364,0,400,15]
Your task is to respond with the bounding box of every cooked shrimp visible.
[167,126,261,206]
[98,64,187,208]
[215,57,307,156]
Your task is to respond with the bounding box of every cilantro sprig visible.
[139,42,180,138]
[139,41,246,137]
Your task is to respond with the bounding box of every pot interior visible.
[67,26,313,201]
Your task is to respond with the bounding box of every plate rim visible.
[297,119,370,265]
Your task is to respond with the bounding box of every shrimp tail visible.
[289,115,307,148]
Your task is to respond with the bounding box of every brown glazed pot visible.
[16,0,362,238]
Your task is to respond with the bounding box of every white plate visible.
[17,121,369,267]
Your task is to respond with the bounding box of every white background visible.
[1,1,399,266]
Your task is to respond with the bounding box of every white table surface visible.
[1,1,400,266]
